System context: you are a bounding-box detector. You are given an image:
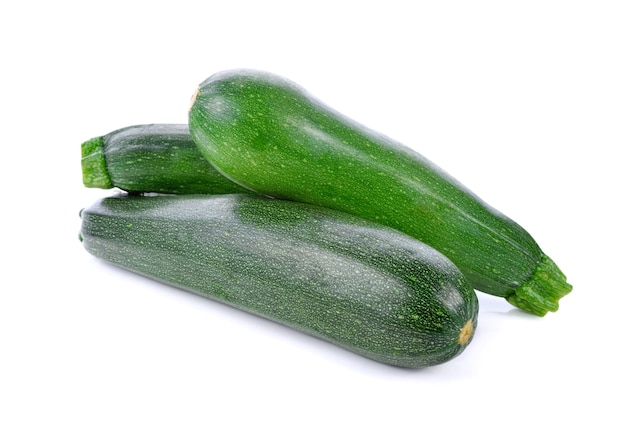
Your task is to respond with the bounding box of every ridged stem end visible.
[506,254,572,316]
[81,137,113,189]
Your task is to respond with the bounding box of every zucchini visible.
[79,194,478,368]
[81,124,251,194]
[188,69,571,316]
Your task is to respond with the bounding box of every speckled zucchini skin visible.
[79,194,478,368]
[188,69,571,316]
[81,124,251,194]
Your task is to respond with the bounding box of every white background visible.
[2,1,624,420]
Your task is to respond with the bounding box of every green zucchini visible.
[79,194,478,368]
[81,124,251,194]
[188,69,571,316]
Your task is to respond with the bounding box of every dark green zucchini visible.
[79,194,478,368]
[188,69,571,316]
[81,124,251,194]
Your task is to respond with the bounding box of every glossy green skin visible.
[82,124,250,194]
[189,69,568,312]
[80,194,478,368]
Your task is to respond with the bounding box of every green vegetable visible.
[188,69,571,316]
[79,194,478,368]
[81,124,250,194]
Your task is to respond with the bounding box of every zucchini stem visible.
[506,254,572,316]
[81,136,113,189]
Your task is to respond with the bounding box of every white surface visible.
[2,1,624,420]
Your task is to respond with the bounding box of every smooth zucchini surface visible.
[81,124,250,194]
[79,194,478,368]
[188,69,571,316]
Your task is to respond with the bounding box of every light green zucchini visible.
[188,69,571,316]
